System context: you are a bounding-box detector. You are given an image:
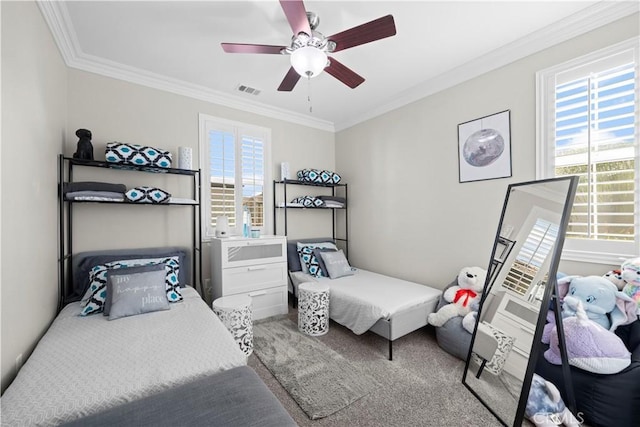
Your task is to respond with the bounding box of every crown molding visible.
[36,1,335,133]
[333,1,640,131]
[37,1,637,134]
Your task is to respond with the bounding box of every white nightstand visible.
[211,235,288,321]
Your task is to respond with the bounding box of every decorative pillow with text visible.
[106,264,170,320]
[80,256,181,316]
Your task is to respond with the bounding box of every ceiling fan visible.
[221,0,396,91]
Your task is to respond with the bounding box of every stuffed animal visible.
[559,275,636,331]
[428,266,486,329]
[603,269,626,290]
[545,301,631,374]
[621,257,640,315]
[525,373,581,427]
[461,299,480,334]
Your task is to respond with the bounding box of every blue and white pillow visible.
[105,142,172,168]
[125,186,171,204]
[291,196,325,208]
[298,246,326,277]
[297,169,341,185]
[80,256,182,316]
[296,241,338,277]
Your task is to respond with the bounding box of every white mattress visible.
[317,269,442,335]
[1,287,246,426]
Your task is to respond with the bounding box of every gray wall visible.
[1,0,637,394]
[0,1,335,392]
[335,14,639,288]
[1,1,68,392]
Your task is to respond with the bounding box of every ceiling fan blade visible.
[279,0,311,36]
[278,67,302,91]
[221,43,286,54]
[325,57,365,89]
[328,15,396,53]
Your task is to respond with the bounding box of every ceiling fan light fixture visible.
[290,46,327,78]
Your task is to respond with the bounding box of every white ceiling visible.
[40,1,638,131]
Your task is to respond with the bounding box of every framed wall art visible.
[458,110,512,183]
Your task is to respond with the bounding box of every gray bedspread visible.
[60,366,297,427]
[0,288,247,426]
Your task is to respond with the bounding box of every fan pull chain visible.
[307,77,313,113]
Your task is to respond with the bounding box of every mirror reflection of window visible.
[503,218,559,296]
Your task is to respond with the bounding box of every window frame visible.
[198,114,272,240]
[535,37,640,265]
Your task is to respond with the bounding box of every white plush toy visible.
[621,257,640,316]
[428,266,487,329]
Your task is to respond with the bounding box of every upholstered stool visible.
[212,294,253,356]
[298,282,330,336]
[471,321,515,376]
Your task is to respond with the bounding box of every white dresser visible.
[211,235,288,320]
[490,292,539,378]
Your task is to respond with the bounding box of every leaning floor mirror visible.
[462,176,579,426]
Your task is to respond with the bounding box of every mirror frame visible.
[462,176,579,426]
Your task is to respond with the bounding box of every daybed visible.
[535,318,640,427]
[287,239,442,360]
[1,248,295,427]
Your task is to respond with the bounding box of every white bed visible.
[288,239,442,360]
[1,287,247,426]
[318,269,441,335]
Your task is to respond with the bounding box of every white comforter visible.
[318,269,442,335]
[1,288,246,426]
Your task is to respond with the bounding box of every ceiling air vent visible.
[236,84,261,96]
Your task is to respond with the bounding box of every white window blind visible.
[503,219,559,296]
[241,135,265,227]
[537,39,639,263]
[199,115,271,238]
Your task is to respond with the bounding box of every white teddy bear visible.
[428,266,487,329]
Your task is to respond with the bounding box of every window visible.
[199,114,272,238]
[503,218,559,297]
[537,38,639,264]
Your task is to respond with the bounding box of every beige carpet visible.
[249,310,512,427]
[253,318,380,420]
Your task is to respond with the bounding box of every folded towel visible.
[323,202,345,208]
[65,191,125,202]
[317,195,346,204]
[63,182,127,194]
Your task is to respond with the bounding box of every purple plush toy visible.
[545,301,631,374]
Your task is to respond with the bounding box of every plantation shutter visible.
[503,219,559,296]
[210,130,237,228]
[240,135,265,227]
[553,51,636,242]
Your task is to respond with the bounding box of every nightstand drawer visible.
[218,237,286,268]
[222,262,287,295]
[247,286,288,320]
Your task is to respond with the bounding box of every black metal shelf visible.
[273,178,348,255]
[58,154,202,312]
[64,199,198,206]
[63,156,198,176]
[274,179,347,188]
[275,206,345,210]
